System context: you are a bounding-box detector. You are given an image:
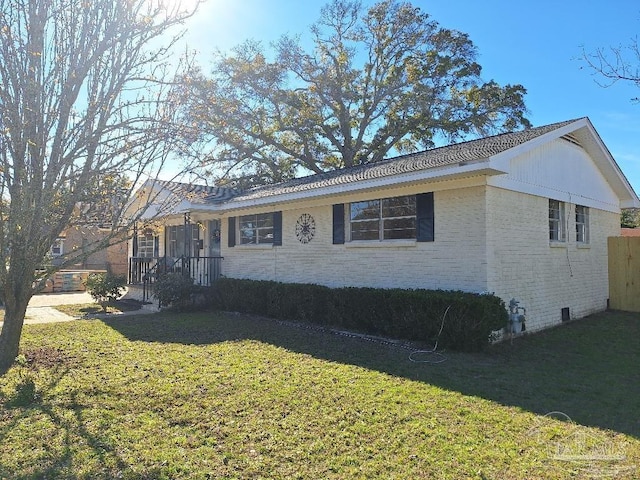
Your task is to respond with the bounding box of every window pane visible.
[258,228,274,244]
[549,200,561,220]
[351,200,380,221]
[382,196,416,218]
[576,205,589,243]
[239,213,274,244]
[549,199,565,242]
[351,220,380,240]
[240,228,256,244]
[383,217,416,239]
[257,213,273,228]
[239,217,255,230]
[239,216,256,244]
[138,233,155,257]
[549,221,558,241]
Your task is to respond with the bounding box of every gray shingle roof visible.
[230,118,583,203]
[158,118,583,207]
[154,179,238,204]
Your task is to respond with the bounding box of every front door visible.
[208,220,221,257]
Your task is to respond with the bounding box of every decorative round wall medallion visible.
[295,213,316,244]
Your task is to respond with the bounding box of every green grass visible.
[0,310,638,479]
[53,301,142,317]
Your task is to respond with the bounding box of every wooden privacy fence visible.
[608,236,640,312]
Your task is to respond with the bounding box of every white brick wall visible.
[222,182,619,333]
[147,175,619,334]
[222,183,490,292]
[485,186,618,331]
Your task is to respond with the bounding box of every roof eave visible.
[488,118,590,168]
[488,117,640,208]
[219,163,505,213]
[580,119,640,208]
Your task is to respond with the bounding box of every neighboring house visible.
[129,117,640,332]
[621,228,640,237]
[51,226,128,276]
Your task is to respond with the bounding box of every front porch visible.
[128,256,223,301]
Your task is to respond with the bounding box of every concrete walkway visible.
[0,288,159,327]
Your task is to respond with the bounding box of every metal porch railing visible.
[128,256,223,302]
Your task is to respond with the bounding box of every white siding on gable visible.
[489,138,620,213]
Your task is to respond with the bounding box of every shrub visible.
[85,273,126,312]
[210,278,508,352]
[154,272,195,310]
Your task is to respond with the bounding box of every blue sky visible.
[180,0,640,195]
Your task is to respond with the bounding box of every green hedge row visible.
[210,278,508,352]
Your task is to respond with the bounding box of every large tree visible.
[178,0,531,185]
[622,208,640,228]
[0,0,200,372]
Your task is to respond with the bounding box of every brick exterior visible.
[221,181,490,293]
[132,118,638,334]
[220,180,619,332]
[54,226,128,276]
[485,187,619,331]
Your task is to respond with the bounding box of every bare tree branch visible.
[0,0,204,371]
[582,36,640,102]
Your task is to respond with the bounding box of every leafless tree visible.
[0,0,201,371]
[582,38,640,102]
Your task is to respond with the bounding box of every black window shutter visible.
[416,192,434,242]
[273,211,282,246]
[228,216,236,247]
[333,204,345,244]
[132,224,138,256]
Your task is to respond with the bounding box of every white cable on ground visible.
[408,305,449,364]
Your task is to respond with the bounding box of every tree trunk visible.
[0,283,33,374]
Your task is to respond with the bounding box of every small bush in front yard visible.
[154,272,195,309]
[210,278,508,352]
[85,273,127,312]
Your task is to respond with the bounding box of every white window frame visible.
[51,238,64,257]
[575,205,589,244]
[549,199,566,243]
[349,195,417,242]
[138,231,156,258]
[239,213,274,245]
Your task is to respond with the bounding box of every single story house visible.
[129,117,640,332]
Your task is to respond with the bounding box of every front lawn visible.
[0,310,638,479]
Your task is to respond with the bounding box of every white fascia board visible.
[580,120,640,207]
[621,198,640,208]
[487,176,622,213]
[137,198,193,220]
[218,163,505,213]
